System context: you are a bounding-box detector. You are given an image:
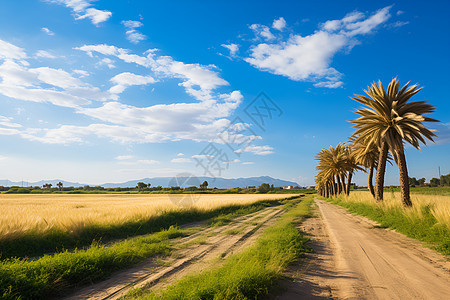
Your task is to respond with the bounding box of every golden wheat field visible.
[340,191,450,228]
[0,193,295,240]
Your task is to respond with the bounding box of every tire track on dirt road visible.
[63,205,286,300]
[278,198,449,300]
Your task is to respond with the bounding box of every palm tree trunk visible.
[368,162,375,198]
[340,175,346,194]
[375,141,388,201]
[397,144,412,206]
[336,176,342,194]
[346,172,353,195]
[332,176,336,196]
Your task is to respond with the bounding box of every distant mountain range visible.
[0,176,299,189]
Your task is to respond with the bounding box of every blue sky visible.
[0,0,448,186]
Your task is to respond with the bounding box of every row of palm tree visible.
[315,78,439,206]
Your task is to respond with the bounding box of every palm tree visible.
[350,79,439,206]
[343,143,364,195]
[315,144,353,196]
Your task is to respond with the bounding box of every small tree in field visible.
[136,182,147,191]
[258,183,271,193]
[200,181,208,190]
[57,182,63,191]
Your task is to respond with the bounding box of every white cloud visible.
[0,40,27,63]
[177,153,184,156]
[138,159,159,164]
[47,0,111,25]
[118,159,159,165]
[35,50,56,59]
[41,27,55,35]
[246,31,346,87]
[221,43,239,56]
[249,24,275,41]
[192,154,213,159]
[171,157,191,163]
[397,10,404,16]
[0,116,22,128]
[76,44,229,101]
[76,8,111,25]
[109,72,156,94]
[73,69,89,77]
[78,92,242,142]
[388,21,409,28]
[19,123,169,144]
[242,162,254,165]
[30,67,88,89]
[0,60,39,86]
[122,20,147,44]
[77,44,121,57]
[115,155,133,160]
[0,41,249,147]
[226,159,240,164]
[97,57,115,69]
[0,42,115,108]
[242,7,392,88]
[0,84,91,108]
[236,145,274,156]
[272,17,286,31]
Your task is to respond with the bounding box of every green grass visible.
[0,226,182,299]
[324,196,450,256]
[124,196,314,300]
[406,186,450,196]
[0,197,297,259]
[0,197,302,299]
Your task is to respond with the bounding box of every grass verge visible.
[0,197,299,299]
[124,196,314,300]
[1,197,297,259]
[323,193,449,256]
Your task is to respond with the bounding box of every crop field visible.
[0,194,294,242]
[341,191,450,227]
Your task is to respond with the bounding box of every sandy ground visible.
[62,205,285,300]
[278,198,450,300]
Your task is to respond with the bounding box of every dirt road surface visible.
[63,205,285,300]
[279,198,450,300]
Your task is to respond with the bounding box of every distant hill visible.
[0,179,84,188]
[101,176,299,189]
[0,176,299,189]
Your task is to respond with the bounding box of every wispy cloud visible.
[0,116,22,128]
[236,145,274,156]
[122,20,147,44]
[109,72,156,94]
[387,21,409,28]
[45,0,112,25]
[41,27,54,35]
[171,157,192,163]
[221,43,239,56]
[249,24,275,41]
[115,155,133,160]
[35,50,56,59]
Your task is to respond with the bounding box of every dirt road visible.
[63,205,285,300]
[279,199,450,300]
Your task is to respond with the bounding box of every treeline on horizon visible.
[0,182,316,195]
